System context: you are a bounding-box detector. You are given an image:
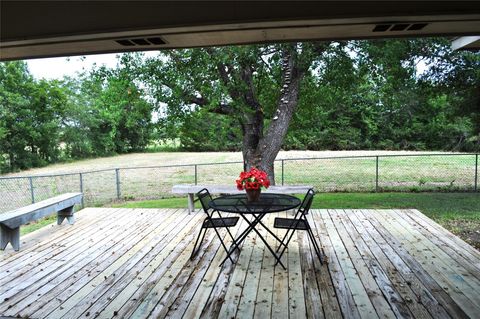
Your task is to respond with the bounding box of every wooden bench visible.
[0,192,83,251]
[172,185,313,213]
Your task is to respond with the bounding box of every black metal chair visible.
[190,188,239,263]
[273,188,325,265]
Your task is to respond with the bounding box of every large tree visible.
[62,54,154,158]
[144,43,328,182]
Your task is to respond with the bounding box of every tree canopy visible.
[0,38,478,174]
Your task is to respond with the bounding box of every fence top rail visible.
[0,152,477,180]
[276,152,479,162]
[0,172,81,180]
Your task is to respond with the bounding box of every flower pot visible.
[246,188,261,202]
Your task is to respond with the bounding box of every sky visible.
[26,53,119,80]
[26,51,159,80]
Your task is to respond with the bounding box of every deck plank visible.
[68,210,196,319]
[252,216,276,319]
[355,209,470,319]
[403,209,480,271]
[0,207,130,282]
[145,230,220,319]
[310,210,361,319]
[95,211,204,318]
[336,209,432,319]
[287,223,307,319]
[127,216,205,318]
[179,218,246,319]
[1,208,143,314]
[1,207,479,319]
[0,207,117,263]
[42,209,189,319]
[162,215,242,319]
[297,230,324,319]
[3,209,174,317]
[323,209,379,319]
[271,212,289,319]
[218,221,257,318]
[371,209,480,317]
[346,209,450,319]
[198,227,245,318]
[407,209,480,261]
[236,221,266,319]
[329,209,405,319]
[388,209,480,290]
[30,209,182,319]
[307,211,342,319]
[360,209,478,318]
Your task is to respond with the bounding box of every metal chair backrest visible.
[197,188,214,216]
[298,188,315,216]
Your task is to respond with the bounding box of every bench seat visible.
[172,185,312,213]
[0,192,83,251]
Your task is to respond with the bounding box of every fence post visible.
[194,165,198,185]
[375,156,379,192]
[29,176,35,204]
[115,169,121,199]
[475,154,478,192]
[79,173,84,207]
[281,160,285,186]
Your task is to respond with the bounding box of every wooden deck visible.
[1,208,479,319]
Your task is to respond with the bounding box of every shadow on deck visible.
[1,207,479,318]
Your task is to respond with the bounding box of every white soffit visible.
[451,36,480,50]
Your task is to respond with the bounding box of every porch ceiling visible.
[1,1,480,60]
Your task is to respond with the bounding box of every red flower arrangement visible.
[236,167,270,190]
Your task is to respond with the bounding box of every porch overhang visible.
[1,1,480,61]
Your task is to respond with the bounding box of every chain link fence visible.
[0,153,478,213]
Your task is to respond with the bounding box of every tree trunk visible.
[241,108,265,173]
[242,45,306,185]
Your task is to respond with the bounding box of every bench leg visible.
[0,224,20,251]
[57,206,75,225]
[187,193,195,214]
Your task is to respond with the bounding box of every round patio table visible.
[210,193,301,269]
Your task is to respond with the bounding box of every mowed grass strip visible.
[112,192,480,249]
[113,192,479,221]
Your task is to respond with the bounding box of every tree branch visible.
[210,103,235,115]
[206,48,261,111]
[187,95,234,115]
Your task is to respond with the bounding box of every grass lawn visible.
[20,215,57,235]
[113,192,480,249]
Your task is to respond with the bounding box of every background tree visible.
[0,61,65,171]
[62,54,154,158]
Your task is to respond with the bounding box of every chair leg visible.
[275,211,300,253]
[307,228,324,265]
[211,226,236,264]
[275,228,298,265]
[190,227,206,260]
[275,228,291,253]
[225,227,240,251]
[216,212,240,252]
